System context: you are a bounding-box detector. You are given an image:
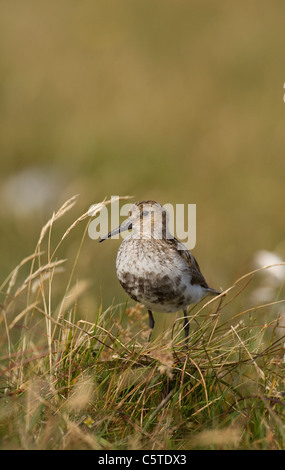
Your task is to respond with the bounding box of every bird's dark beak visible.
[99,218,132,242]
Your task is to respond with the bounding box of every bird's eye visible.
[142,210,149,217]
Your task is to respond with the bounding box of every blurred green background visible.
[0,0,284,320]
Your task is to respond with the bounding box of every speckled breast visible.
[115,238,191,313]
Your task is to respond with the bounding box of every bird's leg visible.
[183,307,190,348]
[148,310,155,341]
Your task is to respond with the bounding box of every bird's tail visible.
[206,287,222,296]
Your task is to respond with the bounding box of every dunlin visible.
[100,200,221,344]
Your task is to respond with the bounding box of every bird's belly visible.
[116,241,202,313]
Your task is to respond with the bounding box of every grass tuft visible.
[0,197,284,450]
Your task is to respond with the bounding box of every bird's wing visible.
[166,237,209,288]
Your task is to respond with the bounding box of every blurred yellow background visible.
[0,1,284,319]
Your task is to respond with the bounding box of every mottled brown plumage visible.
[100,200,221,344]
